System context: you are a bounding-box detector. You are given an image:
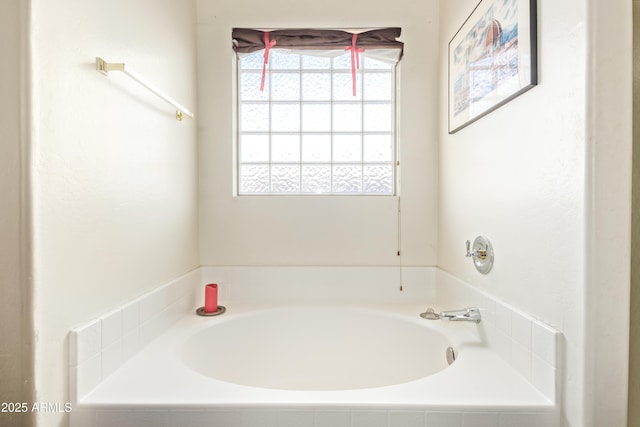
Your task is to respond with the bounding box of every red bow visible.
[261,32,276,92]
[345,34,365,96]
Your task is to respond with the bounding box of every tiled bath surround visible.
[71,408,558,427]
[69,267,561,426]
[69,269,202,401]
[434,270,561,403]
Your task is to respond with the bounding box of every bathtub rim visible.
[78,302,554,410]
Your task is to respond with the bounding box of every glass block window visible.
[237,50,397,195]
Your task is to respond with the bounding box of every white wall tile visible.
[537,411,560,427]
[72,268,201,403]
[169,410,209,427]
[139,317,162,347]
[168,278,187,303]
[178,294,194,315]
[352,411,387,427]
[101,339,122,379]
[401,266,430,286]
[133,410,170,427]
[139,294,159,324]
[101,310,122,349]
[70,408,96,427]
[511,340,532,381]
[532,322,558,368]
[494,330,512,364]
[427,411,462,427]
[122,328,140,361]
[155,285,173,314]
[480,296,496,325]
[482,322,499,350]
[315,410,350,427]
[209,410,242,427]
[158,305,180,331]
[151,291,169,318]
[462,412,499,427]
[77,353,101,398]
[69,364,78,403]
[495,305,512,336]
[74,320,101,365]
[96,409,134,427]
[532,355,556,402]
[435,271,561,405]
[241,410,278,427]
[511,311,532,350]
[203,267,248,302]
[388,411,424,427]
[402,268,438,300]
[122,302,140,334]
[277,410,314,427]
[498,413,539,427]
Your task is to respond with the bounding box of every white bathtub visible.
[76,302,559,427]
[182,307,453,391]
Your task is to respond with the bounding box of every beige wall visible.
[0,0,33,426]
[196,0,440,267]
[586,0,632,425]
[30,0,199,425]
[439,1,632,426]
[630,2,640,426]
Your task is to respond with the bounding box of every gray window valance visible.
[231,28,404,59]
[232,28,403,95]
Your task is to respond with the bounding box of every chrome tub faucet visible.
[439,307,482,323]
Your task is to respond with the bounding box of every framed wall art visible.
[448,0,537,133]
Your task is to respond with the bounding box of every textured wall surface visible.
[30,0,199,425]
[438,0,632,426]
[197,0,440,267]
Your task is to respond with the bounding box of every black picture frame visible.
[448,0,538,134]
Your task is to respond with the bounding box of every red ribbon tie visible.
[261,32,276,92]
[345,34,365,96]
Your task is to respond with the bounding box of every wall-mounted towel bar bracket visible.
[96,57,194,121]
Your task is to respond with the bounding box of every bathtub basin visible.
[182,307,452,390]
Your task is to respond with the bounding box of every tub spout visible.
[439,307,481,323]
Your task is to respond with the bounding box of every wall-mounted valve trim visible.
[465,236,494,274]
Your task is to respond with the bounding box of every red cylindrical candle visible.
[204,283,218,313]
